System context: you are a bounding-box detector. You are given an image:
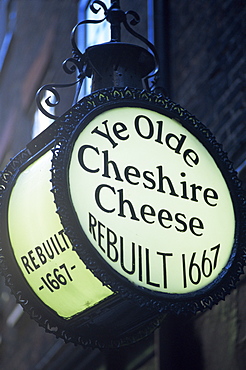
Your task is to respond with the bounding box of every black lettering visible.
[78,145,99,173]
[165,133,186,154]
[157,252,173,289]
[50,236,60,255]
[91,120,118,148]
[102,150,123,181]
[180,172,189,199]
[183,148,199,167]
[89,213,97,240]
[124,166,140,185]
[98,221,105,252]
[58,230,70,250]
[107,227,118,261]
[140,204,155,224]
[158,209,172,228]
[143,170,156,190]
[146,248,160,287]
[21,255,34,274]
[204,188,218,207]
[43,240,56,259]
[120,237,135,274]
[155,120,164,144]
[157,165,179,197]
[53,235,66,252]
[138,244,143,282]
[95,184,116,213]
[190,183,202,202]
[113,122,129,141]
[118,188,140,221]
[28,250,40,270]
[189,217,204,236]
[135,115,154,139]
[175,213,187,232]
[35,246,47,265]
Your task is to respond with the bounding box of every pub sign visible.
[0,87,245,347]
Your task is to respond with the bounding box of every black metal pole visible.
[110,0,121,42]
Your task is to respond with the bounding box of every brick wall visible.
[169,0,245,167]
[168,1,246,369]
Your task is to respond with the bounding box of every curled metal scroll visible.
[122,10,160,89]
[36,58,88,120]
[36,1,108,119]
[36,0,160,119]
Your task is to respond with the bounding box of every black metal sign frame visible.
[51,87,246,315]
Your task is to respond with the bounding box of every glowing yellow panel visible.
[8,150,112,319]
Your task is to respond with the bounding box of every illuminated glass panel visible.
[8,150,112,319]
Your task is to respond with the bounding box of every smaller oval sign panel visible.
[52,88,245,313]
[7,150,112,319]
[0,118,164,348]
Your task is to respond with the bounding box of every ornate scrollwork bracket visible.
[36,0,160,119]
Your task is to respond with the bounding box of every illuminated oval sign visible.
[52,87,246,313]
[69,107,234,293]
